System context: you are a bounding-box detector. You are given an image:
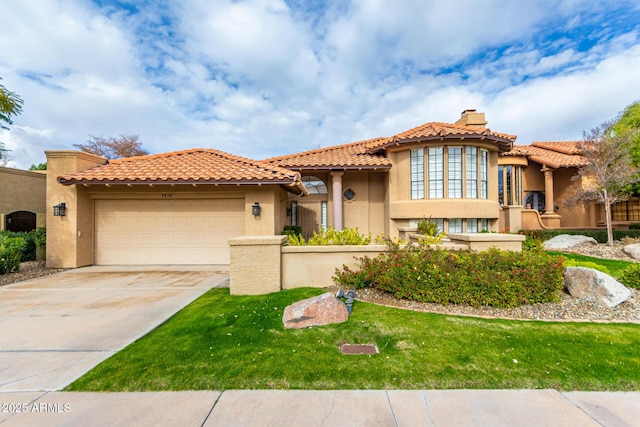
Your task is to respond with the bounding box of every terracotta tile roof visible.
[58,148,307,193]
[501,141,589,168]
[263,137,392,170]
[368,122,516,153]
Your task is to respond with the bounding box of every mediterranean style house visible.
[46,109,517,268]
[43,109,617,269]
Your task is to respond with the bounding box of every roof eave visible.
[365,134,515,154]
[57,177,303,186]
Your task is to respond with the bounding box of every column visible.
[542,166,554,214]
[331,171,344,230]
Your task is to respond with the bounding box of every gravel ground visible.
[0,261,69,287]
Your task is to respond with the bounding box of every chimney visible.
[455,109,487,129]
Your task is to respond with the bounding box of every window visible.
[506,165,513,205]
[291,201,298,226]
[448,147,463,198]
[467,218,478,233]
[480,149,488,199]
[343,188,356,201]
[410,149,425,199]
[321,201,328,229]
[466,147,478,199]
[432,218,444,233]
[428,147,444,198]
[448,218,462,233]
[481,218,489,231]
[302,176,327,194]
[499,165,523,206]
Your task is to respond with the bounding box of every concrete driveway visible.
[0,266,228,392]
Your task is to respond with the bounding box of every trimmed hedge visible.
[522,229,640,243]
[334,244,565,308]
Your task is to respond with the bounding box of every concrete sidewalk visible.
[0,389,638,426]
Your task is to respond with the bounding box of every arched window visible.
[302,176,328,195]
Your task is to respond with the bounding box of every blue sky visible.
[1,0,639,169]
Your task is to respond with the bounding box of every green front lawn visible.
[67,288,640,392]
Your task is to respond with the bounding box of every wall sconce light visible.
[53,202,66,217]
[252,202,261,216]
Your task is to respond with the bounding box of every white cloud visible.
[0,0,639,170]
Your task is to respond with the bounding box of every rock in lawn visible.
[564,267,632,308]
[543,235,597,250]
[623,243,640,260]
[283,292,349,329]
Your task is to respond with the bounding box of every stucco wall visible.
[46,151,107,268]
[281,244,388,289]
[0,166,46,231]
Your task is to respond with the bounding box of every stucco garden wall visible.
[0,166,46,231]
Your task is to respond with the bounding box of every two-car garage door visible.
[95,198,245,265]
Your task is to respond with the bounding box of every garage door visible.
[95,198,245,265]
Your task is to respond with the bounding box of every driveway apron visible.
[0,266,228,392]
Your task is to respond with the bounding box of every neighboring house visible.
[0,166,46,232]
[47,109,517,268]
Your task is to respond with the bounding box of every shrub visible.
[334,244,565,308]
[282,225,302,237]
[416,217,445,244]
[618,264,640,289]
[287,227,371,246]
[0,230,36,262]
[31,227,46,254]
[0,234,26,274]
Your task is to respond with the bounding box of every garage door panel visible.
[95,198,244,265]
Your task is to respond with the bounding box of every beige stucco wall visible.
[46,151,107,268]
[0,166,47,230]
[230,236,285,295]
[281,244,388,289]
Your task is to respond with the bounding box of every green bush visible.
[334,244,565,308]
[416,217,445,244]
[522,229,640,243]
[0,230,36,262]
[618,264,640,289]
[630,223,640,230]
[0,234,26,274]
[282,225,302,237]
[32,227,46,253]
[287,227,371,246]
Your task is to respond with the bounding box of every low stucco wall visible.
[230,235,286,295]
[448,233,525,252]
[281,244,388,289]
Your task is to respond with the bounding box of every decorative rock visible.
[283,292,349,329]
[543,235,597,250]
[564,267,632,308]
[623,243,640,260]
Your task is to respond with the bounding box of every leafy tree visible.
[29,162,47,170]
[73,134,149,159]
[564,120,640,245]
[614,101,640,163]
[0,77,24,159]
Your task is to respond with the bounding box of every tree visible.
[73,134,150,159]
[29,162,47,170]
[564,120,640,246]
[613,101,640,164]
[0,77,24,159]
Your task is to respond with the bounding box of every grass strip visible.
[67,288,640,392]
[548,251,634,277]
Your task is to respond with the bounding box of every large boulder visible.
[623,243,640,260]
[543,235,597,250]
[564,267,632,308]
[283,292,349,329]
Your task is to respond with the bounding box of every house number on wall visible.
[161,193,173,198]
